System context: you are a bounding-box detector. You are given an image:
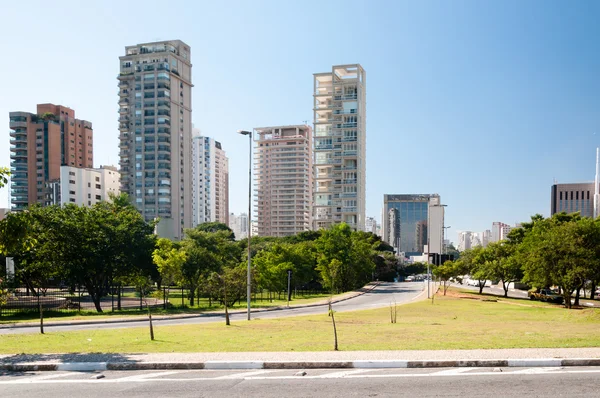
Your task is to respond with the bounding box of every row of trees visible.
[0,194,395,312]
[435,213,600,308]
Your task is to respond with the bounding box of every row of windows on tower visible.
[559,190,591,201]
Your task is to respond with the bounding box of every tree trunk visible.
[574,286,581,307]
[117,285,122,311]
[189,288,195,307]
[224,288,230,326]
[503,281,509,298]
[89,291,103,312]
[147,304,154,341]
[591,282,597,300]
[39,298,44,334]
[329,302,338,351]
[478,282,484,295]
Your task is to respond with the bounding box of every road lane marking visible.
[214,370,275,379]
[19,372,75,382]
[3,368,600,384]
[114,371,185,381]
[431,368,475,376]
[317,369,377,378]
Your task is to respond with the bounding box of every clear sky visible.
[1,0,599,243]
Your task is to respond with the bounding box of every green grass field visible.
[1,291,599,354]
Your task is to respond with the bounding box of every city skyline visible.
[1,1,599,241]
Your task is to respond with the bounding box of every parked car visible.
[528,288,564,304]
[466,279,491,287]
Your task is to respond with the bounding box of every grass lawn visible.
[1,291,599,354]
[0,292,333,324]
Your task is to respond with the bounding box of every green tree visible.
[484,241,522,297]
[0,167,9,189]
[315,223,375,293]
[194,222,235,240]
[433,260,460,295]
[153,238,187,306]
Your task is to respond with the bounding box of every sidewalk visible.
[0,282,381,330]
[1,348,600,371]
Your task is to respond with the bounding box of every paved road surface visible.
[0,282,425,335]
[459,284,600,307]
[0,366,598,397]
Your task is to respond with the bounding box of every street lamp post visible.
[238,130,253,321]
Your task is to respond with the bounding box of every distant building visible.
[382,194,444,257]
[551,182,594,218]
[457,231,473,252]
[365,217,377,234]
[481,230,492,247]
[229,212,248,240]
[9,104,93,211]
[254,125,313,237]
[191,131,229,226]
[491,222,512,242]
[52,165,119,206]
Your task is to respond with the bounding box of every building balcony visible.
[9,121,28,129]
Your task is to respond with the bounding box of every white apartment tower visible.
[254,125,313,237]
[191,132,229,226]
[118,40,193,240]
[54,165,120,206]
[313,64,366,231]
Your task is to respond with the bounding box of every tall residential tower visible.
[254,125,313,237]
[313,64,366,231]
[9,104,93,210]
[118,40,193,240]
[191,131,229,226]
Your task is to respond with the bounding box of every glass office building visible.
[382,194,440,257]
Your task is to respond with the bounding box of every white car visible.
[467,279,491,287]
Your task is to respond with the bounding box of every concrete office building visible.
[191,131,229,226]
[118,40,193,240]
[551,182,594,218]
[254,125,313,237]
[313,64,366,231]
[48,165,119,206]
[9,104,93,211]
[382,194,444,257]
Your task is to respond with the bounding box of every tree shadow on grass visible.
[0,352,138,364]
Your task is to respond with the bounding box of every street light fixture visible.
[238,129,253,321]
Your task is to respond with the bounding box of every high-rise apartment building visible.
[382,194,443,257]
[365,216,377,234]
[491,221,513,242]
[254,125,313,237]
[118,40,192,240]
[313,64,366,231]
[191,131,229,226]
[9,104,93,210]
[550,182,594,218]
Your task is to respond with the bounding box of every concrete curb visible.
[2,357,600,372]
[0,283,380,330]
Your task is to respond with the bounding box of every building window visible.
[70,198,76,203]
[69,180,75,184]
[559,191,562,200]
[95,176,100,182]
[69,171,75,176]
[88,193,91,199]
[96,184,101,189]
[69,190,76,195]
[576,191,579,200]
[96,195,101,200]
[588,191,590,200]
[571,191,573,200]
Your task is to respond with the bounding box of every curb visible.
[0,283,380,330]
[2,358,600,372]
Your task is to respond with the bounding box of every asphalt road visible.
[0,282,426,335]
[0,366,598,397]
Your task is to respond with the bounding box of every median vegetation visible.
[434,212,600,308]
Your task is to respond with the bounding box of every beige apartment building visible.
[313,64,366,231]
[118,40,193,240]
[9,104,93,211]
[254,125,313,237]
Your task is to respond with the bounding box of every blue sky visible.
[1,0,599,243]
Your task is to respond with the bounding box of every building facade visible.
[9,104,93,211]
[457,231,473,252]
[313,64,366,231]
[551,182,594,218]
[382,194,443,257]
[229,212,248,240]
[491,221,513,242]
[191,132,229,227]
[254,125,313,237]
[52,165,119,206]
[365,216,377,234]
[118,40,193,240]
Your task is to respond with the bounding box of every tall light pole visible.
[238,130,253,321]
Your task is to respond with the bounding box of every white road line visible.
[114,371,185,381]
[19,372,75,382]
[317,369,377,378]
[214,370,275,379]
[431,368,475,376]
[3,368,600,384]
